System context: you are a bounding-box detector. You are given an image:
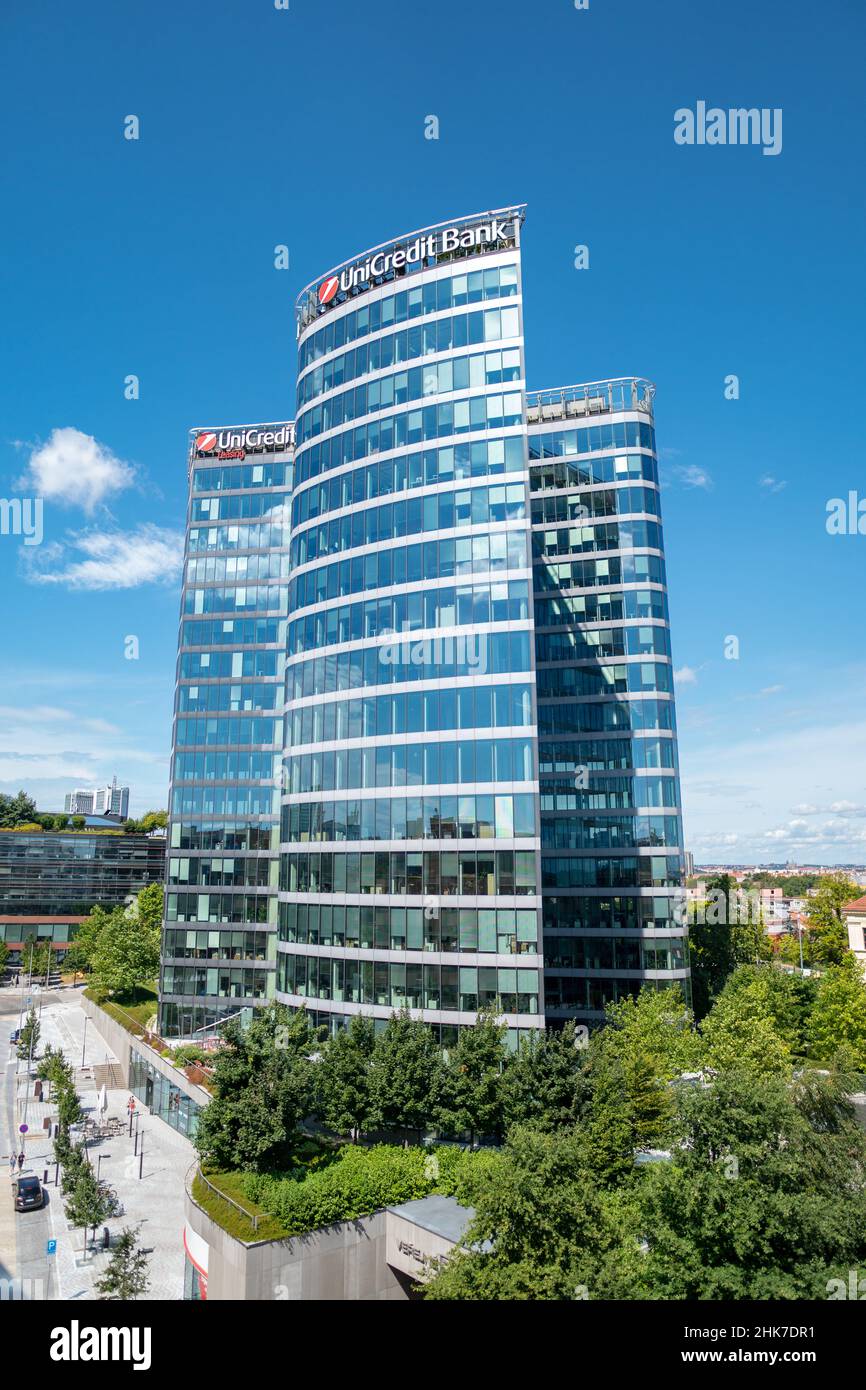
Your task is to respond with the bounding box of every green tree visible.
[65,1165,115,1254]
[17,1008,40,1061]
[68,905,113,978]
[0,789,38,828]
[804,873,860,966]
[807,955,866,1068]
[369,1009,443,1141]
[71,815,85,830]
[194,1004,318,1171]
[424,1124,639,1300]
[95,1225,150,1300]
[709,965,815,1056]
[700,978,793,1077]
[0,940,8,978]
[26,938,56,983]
[317,1015,377,1140]
[501,1023,588,1133]
[438,1006,508,1145]
[634,1068,866,1299]
[689,873,771,1017]
[90,891,161,1000]
[578,988,702,1179]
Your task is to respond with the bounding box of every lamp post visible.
[97,1152,111,1182]
[81,1014,88,1071]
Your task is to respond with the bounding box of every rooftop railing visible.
[525,378,655,424]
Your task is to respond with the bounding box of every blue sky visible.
[1,0,865,862]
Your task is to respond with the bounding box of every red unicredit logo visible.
[318,275,339,306]
[195,433,217,452]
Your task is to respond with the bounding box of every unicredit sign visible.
[310,214,519,319]
[193,424,292,459]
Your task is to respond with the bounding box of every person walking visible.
[17,1152,24,1173]
[8,1154,15,1179]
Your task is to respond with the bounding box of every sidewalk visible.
[10,993,192,1300]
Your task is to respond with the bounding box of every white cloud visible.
[759,475,787,493]
[681,716,866,862]
[673,464,713,490]
[23,523,183,590]
[0,702,170,811]
[19,427,136,513]
[674,665,698,686]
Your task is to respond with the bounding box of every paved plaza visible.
[1,983,193,1300]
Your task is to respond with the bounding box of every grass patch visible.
[192,1170,291,1243]
[85,982,159,1037]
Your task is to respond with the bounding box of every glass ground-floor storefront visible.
[129,1050,203,1140]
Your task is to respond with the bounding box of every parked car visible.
[13,1175,43,1212]
[8,1029,20,1044]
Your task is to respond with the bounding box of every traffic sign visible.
[18,1124,28,1134]
[46,1239,57,1256]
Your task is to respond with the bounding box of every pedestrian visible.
[8,1154,15,1179]
[17,1152,24,1172]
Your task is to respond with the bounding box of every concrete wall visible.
[184,1170,408,1301]
[80,993,211,1109]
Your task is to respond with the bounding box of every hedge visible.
[241,1143,498,1238]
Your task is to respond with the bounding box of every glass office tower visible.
[158,425,293,1037]
[278,208,545,1045]
[158,209,687,1040]
[527,382,688,1022]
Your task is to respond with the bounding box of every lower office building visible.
[0,827,165,965]
[159,207,687,1042]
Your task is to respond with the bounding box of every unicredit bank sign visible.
[300,213,521,327]
[192,424,292,461]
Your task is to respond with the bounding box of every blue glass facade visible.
[159,429,292,1038]
[159,209,686,1040]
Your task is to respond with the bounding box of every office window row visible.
[288,631,532,700]
[192,461,290,492]
[293,437,525,524]
[536,661,673,699]
[540,813,681,850]
[290,531,529,613]
[289,579,529,658]
[534,550,665,592]
[279,900,538,954]
[295,390,523,458]
[541,855,683,890]
[284,736,534,792]
[277,954,540,1015]
[292,481,527,567]
[281,848,538,896]
[288,682,533,747]
[298,307,521,407]
[298,264,519,371]
[534,588,668,627]
[281,793,537,844]
[527,420,655,460]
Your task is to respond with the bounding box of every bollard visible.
[102,1226,110,1250]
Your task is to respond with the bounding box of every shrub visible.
[239,1142,495,1237]
[242,1144,431,1235]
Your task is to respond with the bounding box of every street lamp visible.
[97,1152,112,1181]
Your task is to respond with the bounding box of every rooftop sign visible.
[297,208,524,331]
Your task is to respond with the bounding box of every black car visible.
[14,1175,43,1212]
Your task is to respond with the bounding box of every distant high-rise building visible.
[64,777,130,820]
